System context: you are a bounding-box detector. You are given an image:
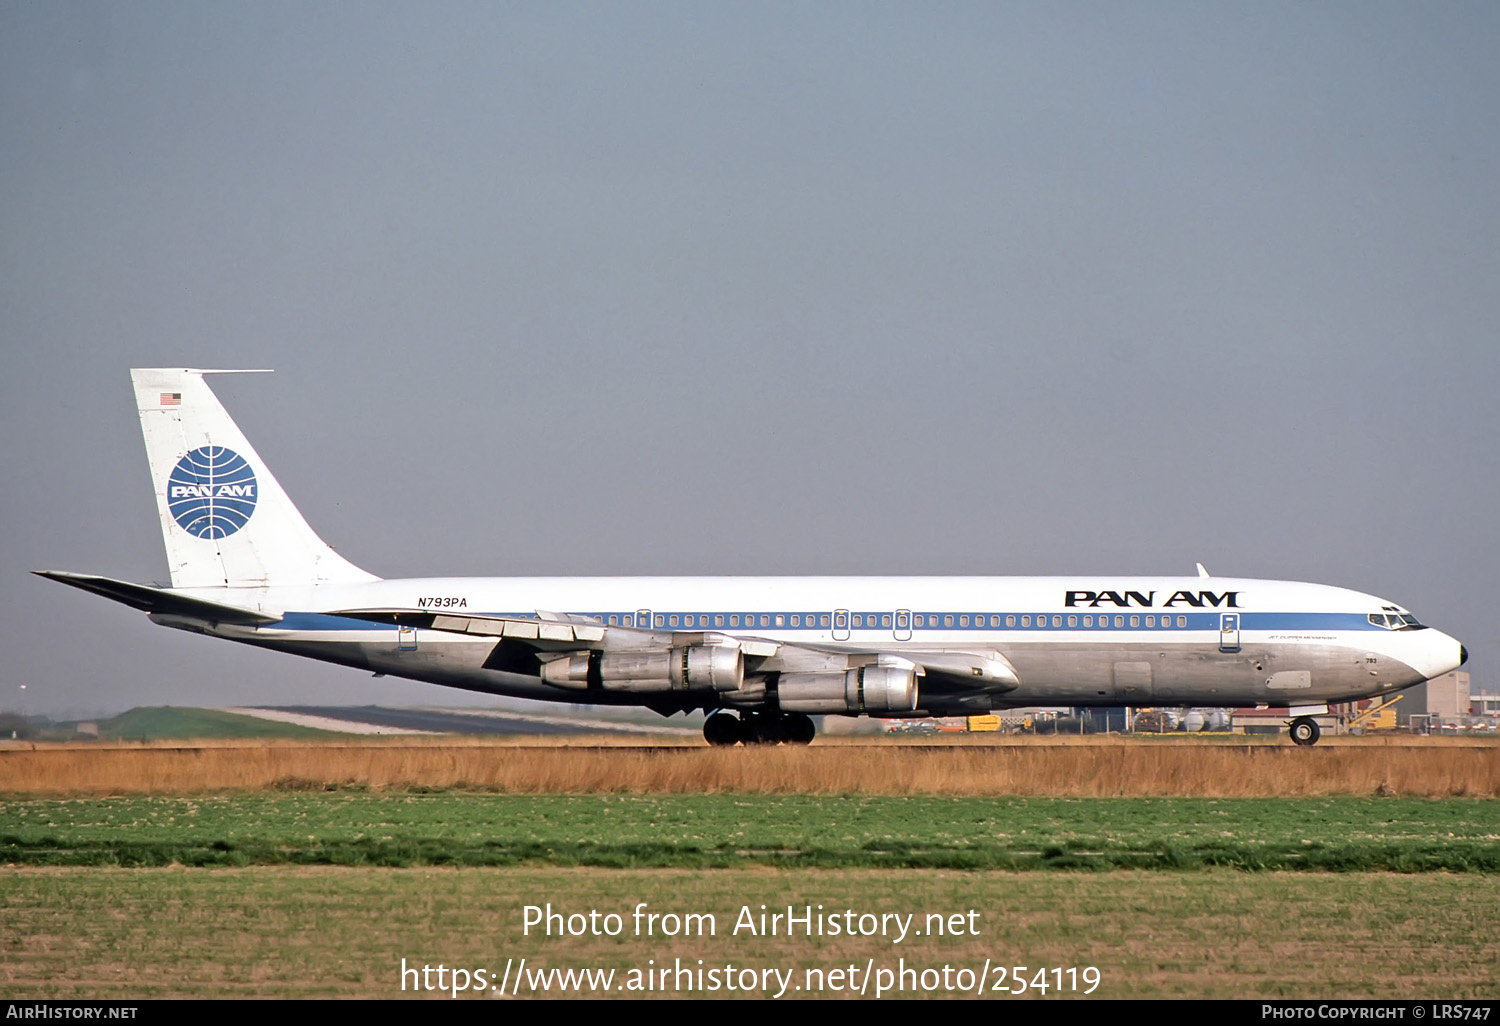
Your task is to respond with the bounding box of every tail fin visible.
[130,368,379,589]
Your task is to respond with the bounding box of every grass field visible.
[2,867,1496,998]
[4,738,1496,1000]
[2,793,1498,871]
[3,736,1497,796]
[30,707,347,743]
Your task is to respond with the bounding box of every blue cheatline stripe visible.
[267,612,392,631]
[262,609,1385,634]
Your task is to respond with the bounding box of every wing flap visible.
[334,609,626,648]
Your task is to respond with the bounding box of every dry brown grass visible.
[2,735,1496,796]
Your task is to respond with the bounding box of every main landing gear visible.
[1289,716,1321,746]
[703,711,816,747]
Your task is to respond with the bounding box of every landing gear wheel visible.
[1289,716,1321,746]
[784,713,816,745]
[703,713,741,747]
[742,714,786,745]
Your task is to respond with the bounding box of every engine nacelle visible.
[716,676,768,708]
[777,665,918,714]
[670,644,744,691]
[539,653,590,688]
[540,645,744,692]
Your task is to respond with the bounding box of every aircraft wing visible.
[330,608,1019,697]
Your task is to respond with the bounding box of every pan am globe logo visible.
[167,446,258,539]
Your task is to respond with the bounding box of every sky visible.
[1,2,1496,718]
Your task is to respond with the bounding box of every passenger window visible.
[1068,615,1077,627]
[1052,615,1061,627]
[1006,615,1016,627]
[775,615,785,626]
[669,615,679,626]
[1129,615,1139,627]
[1114,616,1124,627]
[654,615,665,627]
[821,614,830,627]
[730,615,739,626]
[1145,615,1155,627]
[790,615,800,626]
[1176,615,1186,627]
[759,615,769,627]
[944,614,954,627]
[1021,615,1031,627]
[1083,615,1093,627]
[960,615,969,627]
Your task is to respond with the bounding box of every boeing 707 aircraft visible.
[36,369,1467,746]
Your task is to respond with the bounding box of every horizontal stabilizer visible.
[33,571,279,625]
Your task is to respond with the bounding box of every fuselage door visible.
[833,609,851,641]
[1219,612,1241,653]
[894,609,912,641]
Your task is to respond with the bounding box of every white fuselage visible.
[163,574,1465,716]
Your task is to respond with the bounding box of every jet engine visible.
[540,644,744,692]
[777,665,918,714]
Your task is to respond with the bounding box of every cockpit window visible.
[1369,611,1426,630]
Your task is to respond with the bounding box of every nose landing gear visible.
[1289,716,1321,746]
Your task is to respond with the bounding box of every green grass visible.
[90,706,343,742]
[2,794,1497,871]
[2,868,1497,998]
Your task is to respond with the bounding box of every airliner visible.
[36,369,1467,746]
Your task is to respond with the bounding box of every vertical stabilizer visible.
[131,369,379,589]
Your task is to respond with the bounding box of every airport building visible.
[1400,670,1470,727]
